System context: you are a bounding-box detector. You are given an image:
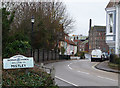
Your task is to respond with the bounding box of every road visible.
[45,59,118,87]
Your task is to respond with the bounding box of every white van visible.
[91,49,103,62]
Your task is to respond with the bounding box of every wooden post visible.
[52,50,53,60]
[43,49,44,62]
[37,49,39,62]
[47,50,48,61]
[31,49,32,57]
[51,65,55,85]
[33,50,35,61]
[55,50,56,60]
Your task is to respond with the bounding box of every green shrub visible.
[3,40,31,58]
[110,54,120,65]
[74,52,80,56]
[3,32,31,58]
[80,51,85,59]
[2,67,59,87]
[61,47,65,55]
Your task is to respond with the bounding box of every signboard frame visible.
[3,55,34,69]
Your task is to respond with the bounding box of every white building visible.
[59,34,77,55]
[105,0,120,55]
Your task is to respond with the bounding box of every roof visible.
[71,35,88,40]
[94,26,106,29]
[92,26,106,32]
[106,0,119,8]
[64,33,69,37]
[74,40,79,42]
[81,40,88,44]
[64,39,77,46]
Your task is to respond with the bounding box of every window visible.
[99,33,100,35]
[109,13,113,33]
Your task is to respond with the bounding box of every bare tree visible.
[2,0,75,49]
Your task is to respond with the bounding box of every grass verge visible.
[108,62,120,70]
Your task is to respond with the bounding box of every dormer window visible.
[109,13,113,33]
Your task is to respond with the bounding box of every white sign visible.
[3,55,34,69]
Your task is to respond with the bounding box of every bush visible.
[80,51,85,59]
[2,67,58,87]
[3,32,31,58]
[3,40,31,58]
[74,52,80,56]
[109,54,120,65]
[61,47,65,55]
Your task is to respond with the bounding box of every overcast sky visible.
[61,0,110,36]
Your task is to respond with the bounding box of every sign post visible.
[3,55,34,69]
[51,65,55,85]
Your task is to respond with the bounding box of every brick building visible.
[89,26,109,53]
[79,40,89,52]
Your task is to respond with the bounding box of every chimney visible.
[89,19,92,30]
[113,0,115,6]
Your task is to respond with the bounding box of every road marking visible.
[92,63,99,70]
[55,76,78,87]
[77,71,90,75]
[92,63,108,73]
[68,62,90,75]
[68,63,73,70]
[97,76,117,81]
[97,76,104,78]
[91,63,116,73]
[69,66,72,70]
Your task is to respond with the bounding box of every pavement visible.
[95,60,119,73]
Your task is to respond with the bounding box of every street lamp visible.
[31,15,35,56]
[31,15,35,32]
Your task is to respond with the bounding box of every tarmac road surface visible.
[45,59,118,87]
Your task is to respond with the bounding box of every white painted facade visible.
[106,3,120,55]
[115,4,120,55]
[106,7,116,54]
[59,41,77,55]
[64,42,77,55]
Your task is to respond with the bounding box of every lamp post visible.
[31,15,35,56]
[31,15,35,32]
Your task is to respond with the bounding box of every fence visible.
[25,49,59,63]
[59,55,70,60]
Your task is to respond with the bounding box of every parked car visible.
[102,52,109,60]
[91,49,103,62]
